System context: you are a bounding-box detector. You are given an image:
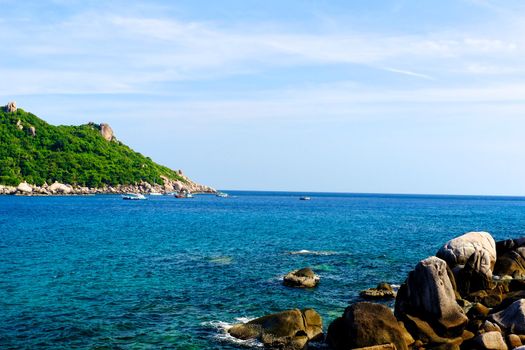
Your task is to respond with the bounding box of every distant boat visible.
[216,192,229,198]
[299,196,311,201]
[149,192,162,196]
[122,193,147,200]
[175,192,194,198]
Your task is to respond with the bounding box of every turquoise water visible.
[2,191,525,349]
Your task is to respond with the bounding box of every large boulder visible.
[100,123,114,141]
[16,182,32,194]
[283,268,319,288]
[5,101,16,112]
[489,299,525,334]
[48,182,72,194]
[436,231,496,278]
[394,257,468,339]
[228,308,322,349]
[326,302,412,350]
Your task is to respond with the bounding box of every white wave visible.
[204,318,263,348]
[289,249,339,256]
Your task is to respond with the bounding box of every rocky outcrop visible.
[29,126,36,137]
[360,282,396,300]
[283,268,319,288]
[228,308,322,349]
[16,120,23,130]
[327,302,412,350]
[5,101,17,112]
[161,174,215,194]
[99,123,114,141]
[394,256,468,345]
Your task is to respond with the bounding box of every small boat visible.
[299,196,311,201]
[175,191,194,198]
[216,192,229,198]
[122,193,147,200]
[149,192,162,196]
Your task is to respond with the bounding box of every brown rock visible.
[360,282,396,299]
[494,248,525,279]
[228,308,322,349]
[472,331,508,350]
[326,302,411,350]
[353,345,397,350]
[283,268,319,288]
[507,334,522,349]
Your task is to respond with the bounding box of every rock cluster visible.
[326,231,525,350]
[228,308,323,349]
[0,179,216,196]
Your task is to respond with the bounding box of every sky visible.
[1,0,525,195]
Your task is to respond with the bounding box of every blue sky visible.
[1,0,525,194]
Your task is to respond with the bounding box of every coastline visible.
[0,177,216,196]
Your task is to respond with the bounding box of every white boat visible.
[216,192,229,198]
[175,191,194,198]
[149,192,162,196]
[299,196,311,201]
[122,193,147,200]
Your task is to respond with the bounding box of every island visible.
[0,101,215,195]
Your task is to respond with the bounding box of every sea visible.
[1,191,525,349]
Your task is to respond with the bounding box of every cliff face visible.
[0,102,214,194]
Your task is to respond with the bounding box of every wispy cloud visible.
[0,7,523,97]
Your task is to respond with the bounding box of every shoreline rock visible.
[360,282,396,300]
[228,308,323,349]
[1,179,216,196]
[283,267,320,288]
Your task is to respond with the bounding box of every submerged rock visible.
[228,308,322,349]
[360,282,396,300]
[283,268,319,288]
[326,302,412,350]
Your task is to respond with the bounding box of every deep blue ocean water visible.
[2,191,525,349]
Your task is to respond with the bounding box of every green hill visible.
[0,104,186,188]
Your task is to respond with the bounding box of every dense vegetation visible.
[0,108,185,187]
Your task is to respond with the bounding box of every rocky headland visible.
[0,102,215,195]
[228,231,525,350]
